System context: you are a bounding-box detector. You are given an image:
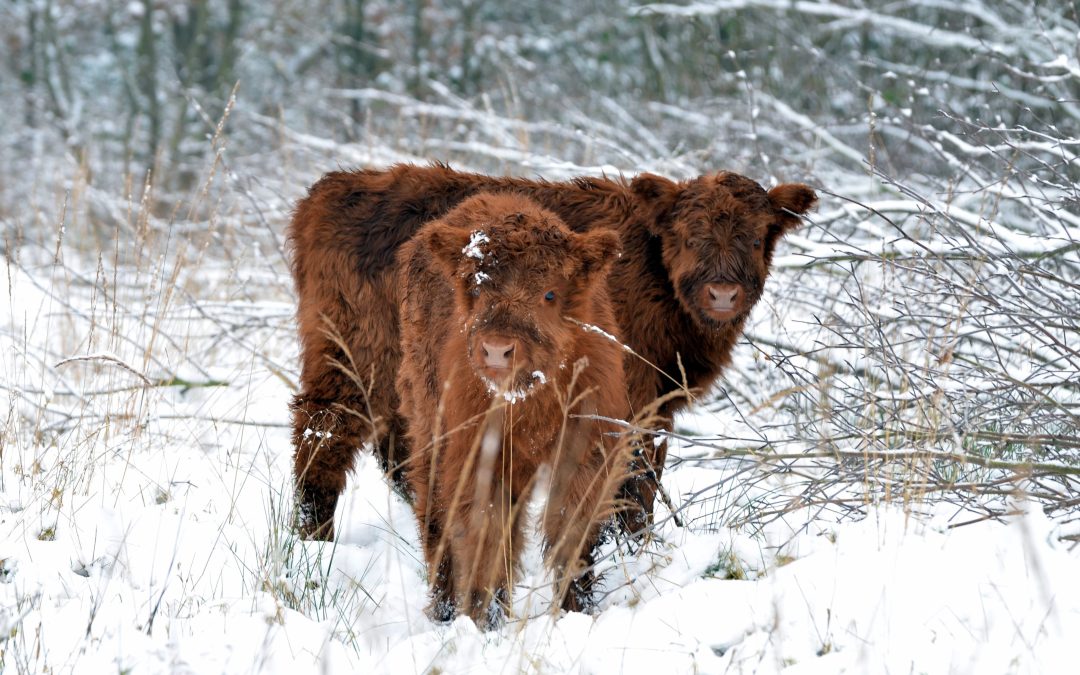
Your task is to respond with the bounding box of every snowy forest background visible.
[1,1,1078,673]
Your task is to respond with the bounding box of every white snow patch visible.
[481,369,549,403]
[577,320,634,353]
[462,230,490,260]
[1043,54,1070,69]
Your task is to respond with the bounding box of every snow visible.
[463,229,491,260]
[3,269,1077,674]
[481,369,549,402]
[1,324,1075,674]
[575,320,635,353]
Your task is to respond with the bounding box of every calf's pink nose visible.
[481,340,517,369]
[705,283,740,310]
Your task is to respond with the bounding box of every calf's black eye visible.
[544,290,556,302]
[753,238,762,248]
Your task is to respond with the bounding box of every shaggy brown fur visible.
[287,163,816,539]
[398,193,629,627]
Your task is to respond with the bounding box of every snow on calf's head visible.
[422,193,621,394]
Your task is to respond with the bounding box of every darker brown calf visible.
[287,163,816,539]
[398,193,629,627]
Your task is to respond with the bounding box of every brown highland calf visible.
[288,163,816,540]
[397,193,629,627]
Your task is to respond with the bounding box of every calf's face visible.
[631,172,817,328]
[426,209,619,395]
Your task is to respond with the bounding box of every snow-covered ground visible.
[1,176,1077,673]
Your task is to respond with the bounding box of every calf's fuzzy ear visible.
[630,173,681,236]
[764,183,818,258]
[768,183,817,235]
[572,229,622,281]
[768,183,817,219]
[424,222,474,277]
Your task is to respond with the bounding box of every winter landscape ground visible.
[1,1,1079,673]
